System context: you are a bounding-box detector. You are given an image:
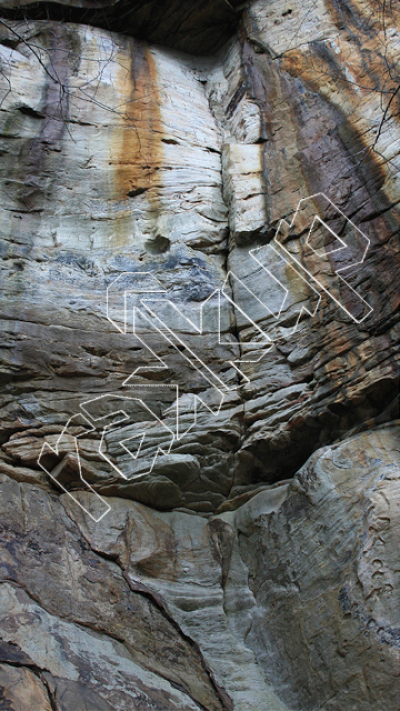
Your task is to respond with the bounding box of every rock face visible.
[235,424,400,710]
[0,0,399,709]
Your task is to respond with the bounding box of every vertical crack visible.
[121,570,234,711]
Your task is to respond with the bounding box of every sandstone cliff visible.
[0,1,399,709]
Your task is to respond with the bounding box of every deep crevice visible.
[17,105,44,119]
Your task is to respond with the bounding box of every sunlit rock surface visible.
[0,0,399,708]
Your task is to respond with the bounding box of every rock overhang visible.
[0,0,247,54]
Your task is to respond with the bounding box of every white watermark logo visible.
[38,193,372,521]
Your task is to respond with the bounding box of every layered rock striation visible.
[0,0,399,709]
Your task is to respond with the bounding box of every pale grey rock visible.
[234,423,400,710]
[222,143,267,243]
[0,473,227,710]
[244,0,340,57]
[0,584,206,711]
[1,9,398,503]
[0,1,399,709]
[63,491,290,711]
[60,423,400,710]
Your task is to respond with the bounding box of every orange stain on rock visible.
[111,39,163,245]
[118,42,162,202]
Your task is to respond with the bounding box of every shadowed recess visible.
[0,0,247,54]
